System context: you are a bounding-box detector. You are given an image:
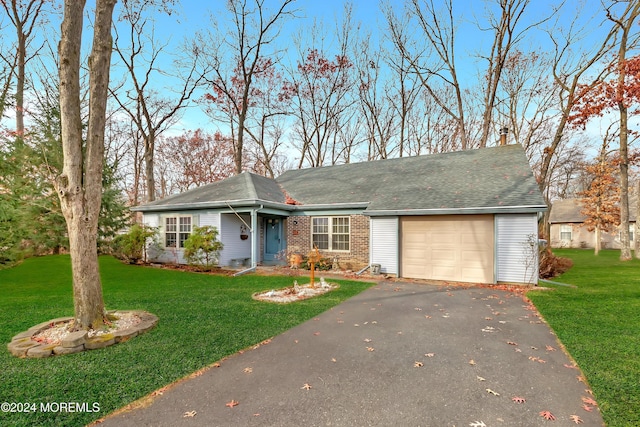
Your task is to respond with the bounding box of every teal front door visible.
[264,218,283,262]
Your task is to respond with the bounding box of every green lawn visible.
[528,249,640,427]
[0,255,374,427]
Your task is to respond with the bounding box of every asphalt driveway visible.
[97,281,604,426]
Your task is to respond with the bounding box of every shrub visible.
[113,224,158,263]
[539,247,573,279]
[183,226,223,270]
[300,256,333,271]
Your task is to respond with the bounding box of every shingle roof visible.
[135,172,285,210]
[133,144,547,214]
[277,144,546,213]
[550,197,637,223]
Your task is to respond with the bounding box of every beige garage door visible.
[401,215,494,283]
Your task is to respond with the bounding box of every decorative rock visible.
[11,330,36,341]
[53,344,84,355]
[7,338,40,358]
[135,321,156,334]
[8,310,158,358]
[26,345,54,358]
[62,330,87,348]
[111,328,138,343]
[85,335,115,350]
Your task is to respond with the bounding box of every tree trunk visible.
[57,0,116,330]
[594,225,601,256]
[144,132,156,202]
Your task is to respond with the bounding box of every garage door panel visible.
[401,215,494,283]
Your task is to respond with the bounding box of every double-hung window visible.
[560,224,572,242]
[312,217,350,251]
[165,216,192,248]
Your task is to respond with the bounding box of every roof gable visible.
[136,172,285,210]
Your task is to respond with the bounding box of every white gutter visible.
[365,205,548,216]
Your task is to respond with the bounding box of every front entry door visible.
[264,218,283,263]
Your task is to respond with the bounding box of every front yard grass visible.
[528,249,640,427]
[0,255,374,427]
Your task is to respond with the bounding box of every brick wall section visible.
[286,214,370,271]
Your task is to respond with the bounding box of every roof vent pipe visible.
[499,127,509,146]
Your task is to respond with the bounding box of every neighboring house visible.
[549,198,636,249]
[131,144,547,285]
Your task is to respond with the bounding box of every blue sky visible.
[143,0,613,135]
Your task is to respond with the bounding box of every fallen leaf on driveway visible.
[511,396,526,403]
[582,404,594,412]
[414,361,424,367]
[183,411,197,417]
[564,363,578,369]
[301,383,312,390]
[425,353,435,357]
[469,422,486,427]
[469,359,476,365]
[486,388,500,396]
[539,410,556,420]
[366,347,375,352]
[581,396,598,406]
[244,367,253,373]
[546,345,556,351]
[570,414,584,424]
[507,341,518,346]
[476,376,485,381]
[225,400,239,408]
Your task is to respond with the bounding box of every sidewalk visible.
[96,281,603,426]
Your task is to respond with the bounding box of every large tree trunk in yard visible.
[57,0,116,330]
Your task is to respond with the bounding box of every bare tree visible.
[286,7,358,167]
[56,0,116,330]
[387,0,469,150]
[474,0,550,147]
[605,0,640,260]
[354,33,397,160]
[110,0,204,203]
[1,0,48,135]
[536,4,619,237]
[199,0,296,175]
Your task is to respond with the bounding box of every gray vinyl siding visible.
[218,213,252,266]
[495,214,539,284]
[370,216,399,275]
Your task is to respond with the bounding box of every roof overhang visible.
[364,205,548,217]
[131,199,370,213]
[131,198,294,213]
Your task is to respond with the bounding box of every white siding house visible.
[370,217,399,275]
[495,214,539,284]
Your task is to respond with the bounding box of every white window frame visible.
[165,215,192,248]
[311,216,350,252]
[560,224,572,242]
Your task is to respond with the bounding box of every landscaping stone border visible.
[7,310,158,359]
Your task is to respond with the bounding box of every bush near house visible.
[183,225,224,270]
[112,224,157,263]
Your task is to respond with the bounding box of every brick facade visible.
[286,214,370,271]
